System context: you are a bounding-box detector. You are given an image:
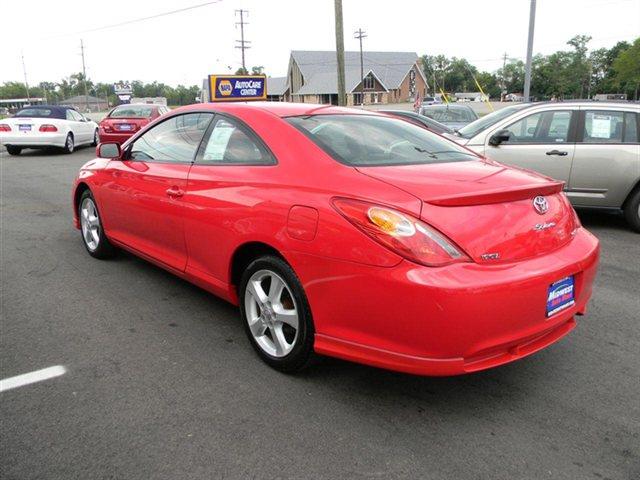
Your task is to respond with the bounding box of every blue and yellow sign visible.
[208,75,267,102]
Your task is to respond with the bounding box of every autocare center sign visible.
[208,75,266,102]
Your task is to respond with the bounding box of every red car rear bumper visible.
[98,131,133,145]
[290,227,599,376]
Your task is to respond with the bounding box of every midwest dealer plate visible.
[117,124,132,131]
[546,275,575,317]
[18,124,32,131]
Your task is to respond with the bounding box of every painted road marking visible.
[0,365,67,393]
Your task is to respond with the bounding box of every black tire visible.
[6,145,21,156]
[623,188,640,233]
[239,255,315,373]
[62,133,74,154]
[78,189,116,259]
[91,129,99,146]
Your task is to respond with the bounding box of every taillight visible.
[100,122,113,132]
[0,124,10,132]
[332,198,471,267]
[39,124,58,132]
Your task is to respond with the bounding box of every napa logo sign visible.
[208,75,266,102]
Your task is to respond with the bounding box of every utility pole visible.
[501,52,508,100]
[353,28,367,105]
[523,0,536,102]
[235,9,250,74]
[21,52,31,103]
[80,39,89,111]
[334,0,346,106]
[354,28,367,106]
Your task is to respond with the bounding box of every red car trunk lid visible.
[357,160,576,263]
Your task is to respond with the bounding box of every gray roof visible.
[291,50,420,95]
[266,77,288,96]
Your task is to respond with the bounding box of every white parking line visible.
[0,365,67,393]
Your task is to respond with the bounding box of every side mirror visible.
[96,142,121,159]
[489,129,511,146]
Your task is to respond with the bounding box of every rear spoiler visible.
[426,181,565,206]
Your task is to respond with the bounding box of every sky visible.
[1,0,639,88]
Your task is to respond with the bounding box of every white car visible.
[0,105,99,155]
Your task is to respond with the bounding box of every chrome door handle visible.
[546,150,568,156]
[165,187,184,198]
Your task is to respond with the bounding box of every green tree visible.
[567,34,592,97]
[496,60,525,94]
[612,37,640,99]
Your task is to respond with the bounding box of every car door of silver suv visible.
[568,107,640,208]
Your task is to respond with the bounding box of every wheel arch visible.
[229,241,287,293]
[74,182,90,211]
[622,178,640,210]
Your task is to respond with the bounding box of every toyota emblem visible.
[533,196,549,215]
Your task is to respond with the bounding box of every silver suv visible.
[450,102,640,231]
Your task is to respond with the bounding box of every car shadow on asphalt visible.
[575,207,630,233]
[1,146,94,157]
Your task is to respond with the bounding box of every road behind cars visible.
[1,148,639,480]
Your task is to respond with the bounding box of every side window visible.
[504,112,544,142]
[199,117,274,165]
[503,111,572,144]
[66,110,75,121]
[582,110,625,143]
[129,113,213,162]
[623,113,638,143]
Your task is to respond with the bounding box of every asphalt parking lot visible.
[1,147,639,480]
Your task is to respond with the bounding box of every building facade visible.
[281,51,428,105]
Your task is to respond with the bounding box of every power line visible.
[44,0,223,39]
[235,9,250,73]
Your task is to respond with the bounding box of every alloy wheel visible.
[244,269,299,357]
[80,197,100,251]
[66,134,74,152]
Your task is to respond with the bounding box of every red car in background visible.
[98,104,169,144]
[72,102,599,376]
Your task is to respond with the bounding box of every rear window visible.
[15,108,54,118]
[109,106,154,118]
[420,106,476,123]
[286,114,477,166]
[457,103,530,139]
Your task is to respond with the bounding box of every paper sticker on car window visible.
[203,120,235,161]
[591,115,612,138]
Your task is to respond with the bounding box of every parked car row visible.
[0,103,170,155]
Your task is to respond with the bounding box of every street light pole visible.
[334,0,346,106]
[523,0,536,102]
[354,28,367,106]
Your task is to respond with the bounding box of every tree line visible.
[421,36,640,100]
[0,73,201,107]
[1,35,638,105]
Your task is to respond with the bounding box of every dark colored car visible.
[419,104,479,130]
[379,110,454,135]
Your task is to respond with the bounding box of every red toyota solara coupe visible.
[72,102,599,376]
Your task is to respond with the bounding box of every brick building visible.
[282,50,428,105]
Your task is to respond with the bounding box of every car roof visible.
[174,101,378,118]
[112,104,159,108]
[15,105,77,119]
[502,100,639,109]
